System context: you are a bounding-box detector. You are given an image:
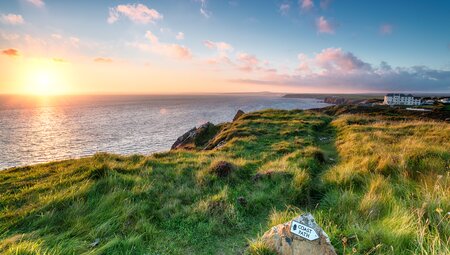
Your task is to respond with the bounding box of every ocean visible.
[0,94,331,170]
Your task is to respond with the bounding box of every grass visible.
[0,109,449,254]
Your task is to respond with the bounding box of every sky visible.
[0,0,449,95]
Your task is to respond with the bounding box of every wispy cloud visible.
[237,53,261,72]
[204,40,233,52]
[176,32,185,40]
[52,58,67,63]
[94,57,113,63]
[108,4,163,24]
[316,16,334,34]
[300,0,314,11]
[379,24,393,35]
[279,3,290,15]
[1,14,25,25]
[51,34,62,39]
[130,31,192,60]
[2,48,19,57]
[27,0,45,8]
[197,0,211,18]
[69,37,80,48]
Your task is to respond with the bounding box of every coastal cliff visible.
[0,107,449,255]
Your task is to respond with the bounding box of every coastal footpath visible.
[0,106,449,254]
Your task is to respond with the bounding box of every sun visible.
[23,59,69,95]
[34,70,56,95]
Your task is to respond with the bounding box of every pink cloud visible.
[237,53,260,72]
[69,37,80,48]
[315,48,369,73]
[380,24,393,35]
[300,0,314,10]
[108,4,163,24]
[204,40,233,52]
[27,0,45,8]
[2,48,19,57]
[316,16,334,34]
[134,31,192,60]
[1,14,24,25]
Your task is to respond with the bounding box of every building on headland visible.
[383,93,422,106]
[439,98,450,104]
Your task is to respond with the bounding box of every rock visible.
[233,110,245,121]
[171,127,196,150]
[171,122,218,150]
[211,161,234,178]
[237,196,247,207]
[261,213,336,255]
[89,238,100,248]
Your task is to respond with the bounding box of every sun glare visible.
[23,59,69,95]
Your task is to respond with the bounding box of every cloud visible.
[27,0,45,8]
[0,32,20,41]
[197,0,211,18]
[51,34,62,39]
[233,48,450,92]
[2,48,19,57]
[279,3,290,15]
[176,32,185,40]
[316,16,334,34]
[52,58,67,63]
[94,57,113,63]
[204,40,233,52]
[108,4,163,24]
[69,37,80,48]
[130,31,192,59]
[237,53,261,72]
[314,48,371,73]
[300,0,314,10]
[1,14,24,25]
[380,24,393,35]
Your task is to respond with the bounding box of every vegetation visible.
[0,109,449,254]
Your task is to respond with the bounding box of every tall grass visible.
[1,111,448,254]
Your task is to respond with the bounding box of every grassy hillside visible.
[0,109,449,254]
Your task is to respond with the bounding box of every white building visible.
[439,98,450,104]
[383,93,422,106]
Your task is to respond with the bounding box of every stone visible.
[237,196,247,207]
[233,109,245,121]
[171,122,218,150]
[211,161,234,178]
[261,213,336,255]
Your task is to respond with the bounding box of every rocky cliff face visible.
[171,122,219,150]
[171,110,245,151]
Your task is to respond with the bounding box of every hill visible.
[0,108,449,254]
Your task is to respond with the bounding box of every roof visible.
[385,93,417,97]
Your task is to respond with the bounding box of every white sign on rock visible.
[290,220,319,241]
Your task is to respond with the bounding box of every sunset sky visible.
[1,0,449,95]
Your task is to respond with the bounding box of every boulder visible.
[171,122,218,150]
[261,213,336,255]
[233,109,245,121]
